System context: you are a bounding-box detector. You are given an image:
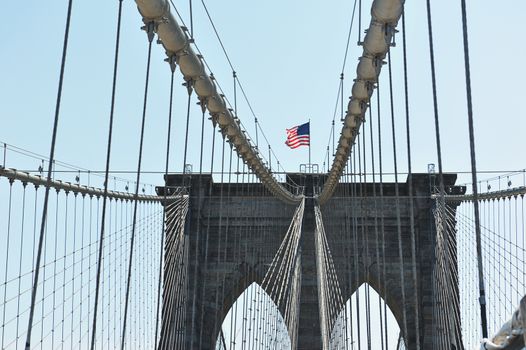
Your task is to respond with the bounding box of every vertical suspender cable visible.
[155,59,177,347]
[401,13,421,350]
[90,1,123,347]
[70,192,78,349]
[120,25,154,350]
[112,194,118,348]
[368,101,384,350]
[240,163,248,350]
[2,181,14,349]
[230,70,238,349]
[344,164,353,350]
[387,49,409,346]
[60,192,69,347]
[189,0,193,37]
[426,1,456,347]
[459,0,488,338]
[182,85,193,173]
[357,0,362,44]
[189,101,207,346]
[247,171,256,350]
[254,118,259,151]
[332,114,336,158]
[326,148,330,173]
[359,108,372,350]
[80,193,86,343]
[51,191,59,349]
[425,0,445,194]
[352,148,361,350]
[31,187,39,283]
[340,58,349,350]
[25,1,73,348]
[222,147,233,348]
[227,150,236,350]
[15,183,28,348]
[198,124,216,349]
[212,139,226,341]
[376,82,389,349]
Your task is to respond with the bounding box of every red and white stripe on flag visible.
[285,122,310,149]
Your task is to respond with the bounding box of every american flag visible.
[285,122,310,149]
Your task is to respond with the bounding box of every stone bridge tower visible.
[158,173,464,349]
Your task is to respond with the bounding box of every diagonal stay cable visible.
[197,0,288,175]
[198,0,234,71]
[322,0,358,165]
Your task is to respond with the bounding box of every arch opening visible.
[330,283,403,349]
[215,282,291,350]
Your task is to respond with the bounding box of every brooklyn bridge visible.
[0,0,525,349]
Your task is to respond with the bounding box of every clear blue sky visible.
[1,0,525,189]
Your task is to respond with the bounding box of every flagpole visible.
[308,118,311,169]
